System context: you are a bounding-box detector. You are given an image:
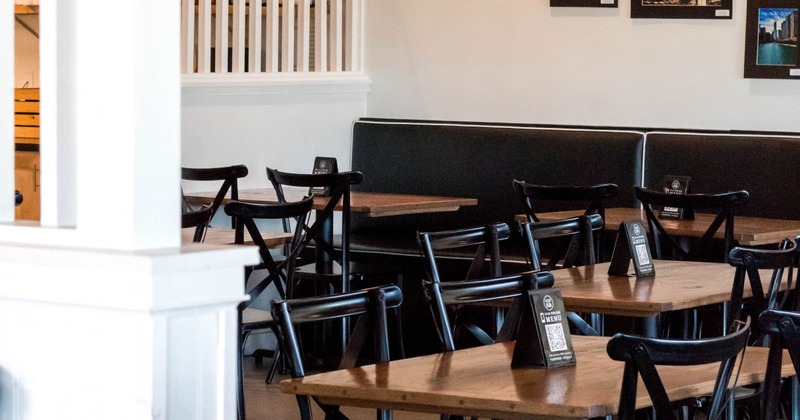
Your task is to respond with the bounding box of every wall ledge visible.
[182,72,372,96]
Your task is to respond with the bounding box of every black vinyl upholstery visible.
[643,132,800,220]
[351,120,645,233]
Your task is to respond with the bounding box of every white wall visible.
[364,0,800,132]
[181,80,368,189]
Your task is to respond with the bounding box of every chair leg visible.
[297,395,313,420]
[266,347,281,384]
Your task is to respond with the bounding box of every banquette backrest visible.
[643,132,800,220]
[350,119,645,233]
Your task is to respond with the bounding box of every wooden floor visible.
[243,355,439,419]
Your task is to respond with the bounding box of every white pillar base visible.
[0,243,259,420]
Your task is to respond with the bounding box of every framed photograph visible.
[744,3,800,79]
[631,0,732,19]
[551,0,617,8]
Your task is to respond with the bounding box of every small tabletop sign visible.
[309,157,338,197]
[511,287,576,369]
[608,221,655,277]
[659,175,692,220]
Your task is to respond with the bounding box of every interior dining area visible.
[3,0,800,419]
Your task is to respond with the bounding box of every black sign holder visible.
[659,175,692,220]
[511,286,576,369]
[608,221,655,277]
[309,157,338,197]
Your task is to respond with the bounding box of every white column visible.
[0,1,259,419]
[0,0,13,221]
[71,0,181,250]
[39,0,77,227]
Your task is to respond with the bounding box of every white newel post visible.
[0,1,259,419]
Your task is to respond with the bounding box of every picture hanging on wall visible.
[630,0,732,19]
[744,1,800,79]
[551,0,617,8]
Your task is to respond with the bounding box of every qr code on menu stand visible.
[635,244,650,265]
[545,323,568,352]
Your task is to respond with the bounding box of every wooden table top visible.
[525,207,800,246]
[555,260,772,318]
[181,227,293,247]
[281,335,793,419]
[184,188,478,218]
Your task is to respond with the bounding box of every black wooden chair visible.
[519,214,603,335]
[758,309,800,420]
[678,238,799,420]
[422,270,556,352]
[520,213,603,271]
[512,180,618,260]
[727,238,798,340]
[266,167,364,296]
[182,164,249,241]
[223,196,315,420]
[606,316,751,420]
[272,285,403,420]
[181,206,213,243]
[417,223,511,347]
[634,187,749,263]
[421,270,554,420]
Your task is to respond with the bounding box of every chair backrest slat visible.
[267,167,363,293]
[635,187,749,262]
[224,196,314,301]
[513,181,617,261]
[417,223,511,350]
[181,164,249,239]
[727,238,797,339]
[757,309,800,420]
[422,271,554,351]
[181,206,214,243]
[271,285,402,419]
[607,317,751,420]
[520,213,603,271]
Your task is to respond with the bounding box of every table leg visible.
[640,316,658,338]
[312,210,347,360]
[315,211,334,274]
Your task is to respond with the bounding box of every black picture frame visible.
[552,0,618,8]
[744,2,800,79]
[631,0,733,19]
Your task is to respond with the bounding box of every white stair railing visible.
[181,0,362,75]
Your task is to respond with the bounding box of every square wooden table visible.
[184,188,478,218]
[553,259,779,336]
[527,207,800,246]
[280,335,794,419]
[184,187,478,277]
[554,260,754,318]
